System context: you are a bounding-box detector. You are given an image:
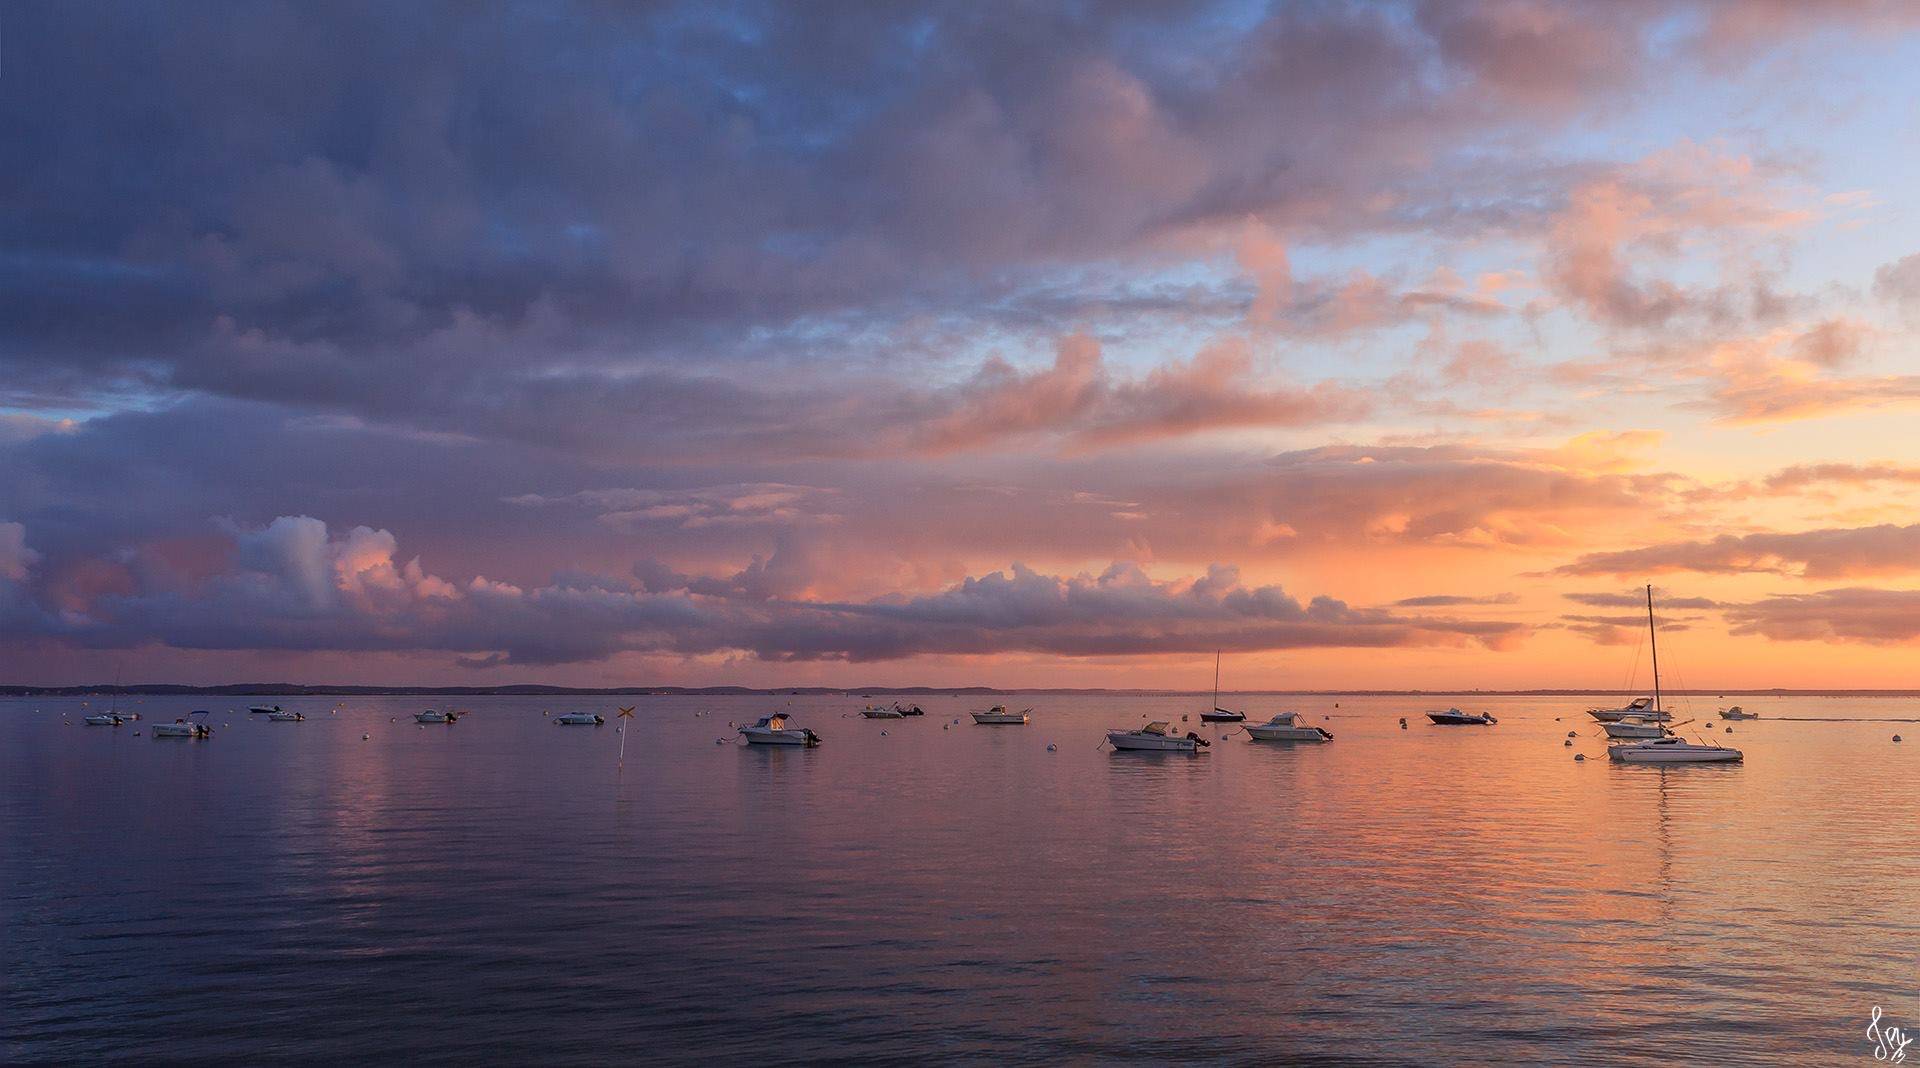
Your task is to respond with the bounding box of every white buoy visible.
[1046,743,1057,752]
[1564,739,1572,747]
[361,733,370,741]
[943,724,949,730]
[1566,730,1576,738]
[880,730,888,736]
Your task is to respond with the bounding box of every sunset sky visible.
[6,2,1920,689]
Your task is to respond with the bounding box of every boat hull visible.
[1245,724,1331,742]
[971,713,1028,725]
[1609,743,1742,763]
[1106,730,1201,752]
[1426,714,1494,725]
[1199,712,1244,722]
[740,727,817,746]
[152,725,207,738]
[1602,722,1664,739]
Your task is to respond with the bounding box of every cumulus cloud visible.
[1557,523,1920,579]
[1543,142,1811,329]
[1725,587,1920,645]
[0,516,1530,666]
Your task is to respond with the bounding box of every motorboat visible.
[860,704,905,719]
[1587,697,1668,723]
[1606,586,1742,765]
[1426,708,1496,725]
[1602,716,1668,739]
[266,710,305,722]
[1243,711,1332,742]
[971,705,1030,725]
[82,712,129,726]
[739,714,820,746]
[1719,706,1759,720]
[248,705,283,715]
[895,703,925,716]
[153,711,212,739]
[1609,736,1742,764]
[554,711,604,725]
[414,709,461,724]
[1198,650,1246,722]
[1106,721,1209,752]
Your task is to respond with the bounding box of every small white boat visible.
[859,705,905,719]
[1243,711,1332,742]
[971,705,1030,725]
[739,713,820,746]
[1426,708,1496,725]
[414,709,461,724]
[82,712,128,726]
[1609,736,1742,763]
[1587,697,1668,723]
[1602,716,1667,739]
[1719,706,1759,720]
[554,711,604,726]
[1106,721,1209,752]
[154,712,212,739]
[266,710,305,722]
[248,705,283,715]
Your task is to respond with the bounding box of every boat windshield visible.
[1142,721,1170,735]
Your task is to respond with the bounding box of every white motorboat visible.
[1243,711,1332,742]
[248,705,283,715]
[1602,716,1668,739]
[554,711,604,725]
[153,711,212,739]
[82,712,129,726]
[415,709,461,724]
[971,705,1030,725]
[1719,706,1759,720]
[739,713,820,746]
[860,704,905,719]
[1607,586,1741,765]
[266,710,305,722]
[1106,721,1209,752]
[1426,708,1496,725]
[1587,696,1668,723]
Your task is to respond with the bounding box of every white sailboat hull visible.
[1609,741,1742,763]
[1602,721,1665,739]
[152,724,207,738]
[971,712,1028,724]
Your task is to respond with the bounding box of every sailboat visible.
[1198,651,1245,722]
[1609,586,1742,764]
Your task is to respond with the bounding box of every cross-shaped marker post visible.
[616,706,635,767]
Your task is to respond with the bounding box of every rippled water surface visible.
[5,692,1919,1064]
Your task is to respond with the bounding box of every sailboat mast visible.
[1646,584,1661,716]
[1212,650,1221,711]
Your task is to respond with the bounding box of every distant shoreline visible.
[5,683,1919,698]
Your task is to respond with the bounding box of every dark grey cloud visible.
[3,0,1885,432]
[0,516,1529,665]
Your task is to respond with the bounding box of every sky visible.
[6,1,1920,689]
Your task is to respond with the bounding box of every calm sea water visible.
[4,692,1918,1064]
